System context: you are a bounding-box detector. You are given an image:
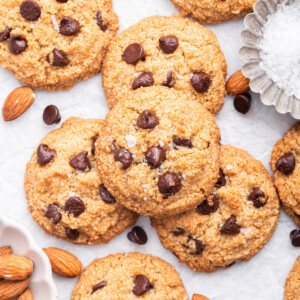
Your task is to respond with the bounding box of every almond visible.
[2,87,36,121]
[0,277,30,299]
[192,294,209,300]
[226,69,250,95]
[0,255,33,281]
[0,246,12,257]
[43,247,82,278]
[17,288,34,300]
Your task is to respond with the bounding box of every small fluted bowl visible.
[239,0,300,119]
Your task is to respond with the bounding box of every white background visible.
[0,0,298,299]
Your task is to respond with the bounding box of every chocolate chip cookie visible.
[271,122,300,227]
[285,256,300,300]
[0,0,118,90]
[102,14,227,115]
[95,86,221,218]
[151,145,280,273]
[25,117,138,244]
[71,252,188,300]
[170,0,255,24]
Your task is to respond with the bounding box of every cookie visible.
[25,117,138,244]
[270,122,300,227]
[95,86,221,218]
[285,256,300,300]
[0,0,118,90]
[152,145,280,273]
[71,252,188,300]
[102,15,227,115]
[170,0,255,24]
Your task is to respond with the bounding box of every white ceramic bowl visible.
[0,213,57,300]
[239,0,300,119]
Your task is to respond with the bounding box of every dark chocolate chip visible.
[173,227,185,236]
[59,17,80,36]
[127,226,148,245]
[69,151,91,171]
[159,35,178,54]
[0,27,11,42]
[20,0,41,21]
[248,187,267,208]
[43,105,61,125]
[145,146,166,168]
[122,43,144,64]
[132,72,154,90]
[197,194,219,215]
[137,110,159,129]
[234,93,251,114]
[65,197,85,217]
[65,227,79,240]
[114,148,132,169]
[290,229,300,247]
[158,173,181,198]
[45,204,61,225]
[220,215,240,234]
[194,239,205,255]
[96,11,108,31]
[132,275,153,296]
[173,135,192,148]
[91,135,98,156]
[9,34,27,54]
[275,152,296,175]
[37,144,56,166]
[46,48,69,67]
[92,281,107,294]
[56,0,68,2]
[99,185,116,204]
[191,71,211,93]
[215,168,226,188]
[162,71,175,88]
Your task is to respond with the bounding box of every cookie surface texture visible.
[285,256,300,300]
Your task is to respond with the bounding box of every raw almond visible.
[0,246,12,257]
[2,86,36,121]
[226,69,250,95]
[0,277,30,299]
[0,255,33,281]
[43,247,82,278]
[17,288,34,300]
[192,294,209,300]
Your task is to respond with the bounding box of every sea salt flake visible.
[240,228,251,238]
[226,165,233,170]
[176,73,184,79]
[158,140,165,147]
[51,15,59,31]
[125,135,137,148]
[142,184,150,189]
[182,174,187,180]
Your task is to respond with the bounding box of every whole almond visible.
[192,294,209,300]
[17,288,34,300]
[0,255,33,281]
[2,86,35,121]
[0,246,12,257]
[226,70,250,95]
[43,247,82,278]
[0,277,30,299]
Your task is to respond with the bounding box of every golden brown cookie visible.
[152,145,280,273]
[271,122,300,227]
[102,14,227,115]
[95,86,221,218]
[285,256,300,300]
[25,117,138,244]
[71,252,188,300]
[0,0,118,90]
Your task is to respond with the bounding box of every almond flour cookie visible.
[271,122,300,227]
[0,0,118,90]
[25,117,138,244]
[71,252,188,300]
[285,256,300,300]
[170,0,255,24]
[95,86,221,218]
[152,145,280,273]
[102,15,227,115]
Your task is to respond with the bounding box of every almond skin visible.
[226,70,250,95]
[0,246,12,257]
[192,294,209,300]
[0,255,33,281]
[17,288,34,300]
[2,86,35,121]
[0,277,30,299]
[43,247,82,278]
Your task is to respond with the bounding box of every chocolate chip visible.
[46,48,69,67]
[187,237,205,255]
[114,148,132,170]
[159,35,179,54]
[9,35,27,54]
[65,197,85,217]
[65,227,79,240]
[132,72,154,90]
[0,27,11,42]
[20,0,41,21]
[59,17,80,36]
[37,144,56,166]
[99,185,116,204]
[234,93,251,114]
[45,204,61,225]
[248,187,267,208]
[122,43,144,64]
[197,194,219,215]
[158,173,181,198]
[56,0,68,2]
[173,135,192,148]
[162,71,175,88]
[43,105,61,125]
[194,240,205,255]
[173,227,185,236]
[191,72,211,93]
[132,275,153,296]
[91,135,98,156]
[215,168,226,188]
[290,229,300,247]
[96,11,108,31]
[127,226,148,245]
[137,110,159,129]
[220,215,240,234]
[92,281,107,294]
[145,146,166,168]
[275,152,296,175]
[69,151,91,171]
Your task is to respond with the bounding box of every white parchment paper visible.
[0,0,298,299]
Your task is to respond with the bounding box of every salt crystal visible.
[182,174,186,180]
[176,73,184,79]
[240,228,251,238]
[51,15,59,31]
[142,184,150,189]
[226,164,233,170]
[158,140,164,147]
[125,135,137,148]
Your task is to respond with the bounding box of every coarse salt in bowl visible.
[240,0,300,119]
